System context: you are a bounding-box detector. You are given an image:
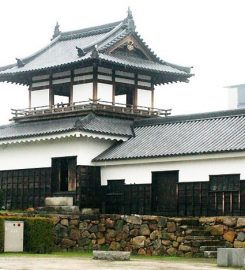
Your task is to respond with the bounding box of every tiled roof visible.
[94,108,245,161]
[0,12,192,84]
[0,113,133,141]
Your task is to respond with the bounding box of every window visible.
[51,156,77,192]
[209,174,240,192]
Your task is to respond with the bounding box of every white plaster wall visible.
[31,89,49,107]
[97,83,112,103]
[73,83,93,102]
[100,154,245,185]
[0,136,112,170]
[137,88,151,108]
[227,87,238,109]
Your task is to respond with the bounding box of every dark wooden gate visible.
[151,171,178,215]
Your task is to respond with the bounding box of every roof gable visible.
[105,34,157,62]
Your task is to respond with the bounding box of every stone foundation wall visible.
[54,214,245,256]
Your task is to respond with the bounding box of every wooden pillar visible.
[134,74,138,107]
[49,75,54,107]
[28,87,32,109]
[93,64,98,100]
[151,89,155,108]
[112,69,115,105]
[151,81,155,108]
[70,70,74,104]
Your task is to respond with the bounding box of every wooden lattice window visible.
[209,174,240,192]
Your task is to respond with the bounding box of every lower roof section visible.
[0,113,133,143]
[94,108,245,161]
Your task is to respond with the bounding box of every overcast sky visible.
[0,0,244,124]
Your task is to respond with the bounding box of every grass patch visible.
[0,251,93,258]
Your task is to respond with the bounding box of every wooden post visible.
[70,70,74,105]
[134,74,138,108]
[112,69,115,105]
[28,87,32,109]
[93,64,98,101]
[151,82,155,108]
[49,74,54,107]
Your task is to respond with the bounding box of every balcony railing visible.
[11,99,171,120]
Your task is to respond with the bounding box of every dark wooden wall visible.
[0,167,244,217]
[102,179,245,217]
[0,168,51,209]
[76,165,101,209]
[0,165,101,210]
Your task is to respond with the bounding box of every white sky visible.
[0,0,245,124]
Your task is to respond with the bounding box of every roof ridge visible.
[60,20,123,40]
[135,108,245,127]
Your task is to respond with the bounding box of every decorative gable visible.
[106,34,155,61]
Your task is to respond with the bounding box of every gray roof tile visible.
[0,15,192,84]
[0,113,133,141]
[94,109,245,161]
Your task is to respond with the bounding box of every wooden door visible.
[152,171,178,215]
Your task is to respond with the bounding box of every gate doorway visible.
[152,170,178,215]
[51,156,77,193]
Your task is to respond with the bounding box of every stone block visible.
[223,217,237,227]
[125,215,142,225]
[217,248,245,267]
[44,205,79,213]
[237,218,245,228]
[131,236,146,249]
[80,208,100,215]
[223,230,236,242]
[209,225,224,236]
[237,232,245,242]
[93,250,130,261]
[45,197,73,206]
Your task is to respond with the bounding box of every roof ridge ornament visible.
[76,46,86,57]
[126,7,136,32]
[15,58,25,68]
[51,22,61,40]
[91,45,99,58]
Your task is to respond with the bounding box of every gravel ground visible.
[0,256,232,270]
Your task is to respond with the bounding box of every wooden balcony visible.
[11,99,171,122]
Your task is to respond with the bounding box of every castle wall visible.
[0,136,112,170]
[100,152,245,184]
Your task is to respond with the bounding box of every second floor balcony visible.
[11,99,171,122]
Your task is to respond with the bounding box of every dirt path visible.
[0,256,232,270]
